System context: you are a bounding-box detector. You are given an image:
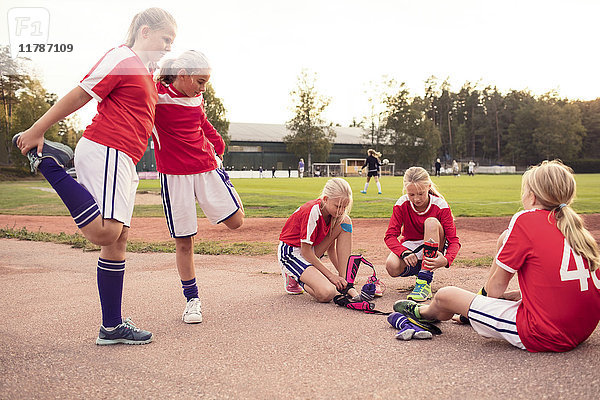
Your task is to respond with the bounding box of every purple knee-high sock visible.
[37,158,100,228]
[97,258,125,328]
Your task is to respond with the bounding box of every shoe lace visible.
[413,282,426,293]
[121,317,141,332]
[188,298,202,313]
[366,275,386,293]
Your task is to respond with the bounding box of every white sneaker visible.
[182,298,203,324]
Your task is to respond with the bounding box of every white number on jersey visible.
[559,239,600,291]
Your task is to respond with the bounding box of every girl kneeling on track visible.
[385,166,460,302]
[396,160,600,352]
[278,178,363,302]
[154,50,244,324]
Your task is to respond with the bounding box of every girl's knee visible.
[223,210,244,230]
[313,286,337,303]
[433,286,459,303]
[424,217,442,229]
[175,237,194,254]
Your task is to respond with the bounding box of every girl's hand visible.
[15,127,45,156]
[422,251,448,270]
[329,275,347,292]
[402,251,418,268]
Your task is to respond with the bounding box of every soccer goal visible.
[312,163,343,177]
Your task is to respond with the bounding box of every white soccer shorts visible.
[160,168,243,238]
[74,137,138,227]
[467,295,526,350]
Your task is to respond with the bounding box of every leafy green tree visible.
[284,70,335,171]
[574,99,600,158]
[361,78,390,150]
[0,47,27,165]
[203,82,230,145]
[384,81,440,168]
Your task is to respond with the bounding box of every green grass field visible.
[1,174,599,218]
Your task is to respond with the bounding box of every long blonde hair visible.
[125,8,177,47]
[522,160,599,271]
[403,166,444,199]
[156,50,211,85]
[319,178,353,228]
[367,148,382,158]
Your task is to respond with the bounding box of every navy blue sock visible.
[181,278,198,300]
[37,158,100,228]
[97,258,125,328]
[417,269,434,284]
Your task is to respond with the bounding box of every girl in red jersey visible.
[395,160,600,352]
[385,166,460,302]
[153,50,244,324]
[13,8,177,345]
[278,178,361,302]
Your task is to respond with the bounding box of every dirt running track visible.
[1,215,600,399]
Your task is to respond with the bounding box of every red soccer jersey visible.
[279,199,331,248]
[79,45,157,164]
[384,194,460,265]
[496,209,600,352]
[153,82,225,175]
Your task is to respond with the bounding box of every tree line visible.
[285,72,600,171]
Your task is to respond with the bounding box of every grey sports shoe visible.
[12,132,74,173]
[182,297,203,324]
[96,318,153,345]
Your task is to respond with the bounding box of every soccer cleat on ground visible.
[365,275,385,297]
[378,192,382,194]
[283,271,304,295]
[96,318,153,345]
[360,190,367,194]
[393,299,437,323]
[387,312,432,340]
[182,297,203,324]
[12,132,74,173]
[407,278,432,302]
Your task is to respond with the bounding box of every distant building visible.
[138,122,368,172]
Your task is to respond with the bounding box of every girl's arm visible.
[200,102,225,157]
[485,266,514,298]
[440,208,461,266]
[384,206,408,256]
[300,242,346,291]
[17,87,92,155]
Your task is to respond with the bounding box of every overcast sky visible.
[2,0,600,128]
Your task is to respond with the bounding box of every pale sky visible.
[2,0,600,128]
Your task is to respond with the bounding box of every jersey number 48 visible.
[560,239,600,291]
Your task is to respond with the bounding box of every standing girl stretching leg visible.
[153,50,244,323]
[13,8,177,345]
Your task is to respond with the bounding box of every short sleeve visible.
[495,213,531,274]
[79,48,128,102]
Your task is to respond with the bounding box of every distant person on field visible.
[288,165,291,178]
[385,167,460,302]
[154,50,244,324]
[434,158,441,177]
[452,159,459,177]
[468,160,475,176]
[272,165,276,178]
[360,148,382,194]
[278,178,370,302]
[298,158,305,178]
[395,160,600,352]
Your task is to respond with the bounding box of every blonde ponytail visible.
[522,160,599,271]
[319,178,353,229]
